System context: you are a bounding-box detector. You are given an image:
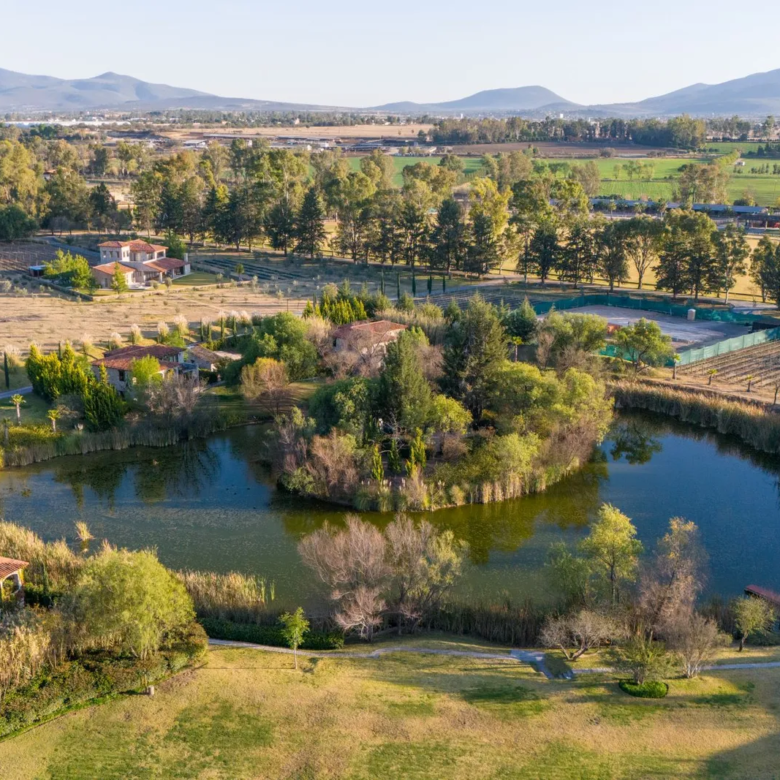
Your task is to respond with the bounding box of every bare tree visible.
[638,518,706,639]
[298,516,390,642]
[305,431,361,500]
[241,357,291,416]
[385,515,465,632]
[144,373,206,427]
[540,610,620,661]
[666,613,727,678]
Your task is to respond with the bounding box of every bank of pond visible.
[2,411,779,607]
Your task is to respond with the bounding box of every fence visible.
[675,327,780,366]
[529,293,775,326]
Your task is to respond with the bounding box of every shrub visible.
[199,618,344,650]
[619,680,669,698]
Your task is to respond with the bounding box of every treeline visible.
[428,115,710,149]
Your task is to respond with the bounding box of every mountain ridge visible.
[2,66,780,117]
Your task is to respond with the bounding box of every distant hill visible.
[2,66,780,117]
[376,86,576,114]
[0,68,328,112]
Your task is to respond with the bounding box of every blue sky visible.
[4,0,780,107]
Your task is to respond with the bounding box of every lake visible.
[1,413,779,606]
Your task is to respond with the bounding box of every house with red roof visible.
[93,240,191,289]
[91,344,197,393]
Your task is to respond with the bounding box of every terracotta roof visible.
[93,262,135,275]
[188,345,223,364]
[104,345,184,360]
[333,319,408,340]
[0,556,28,580]
[98,240,168,253]
[145,257,185,272]
[745,585,780,609]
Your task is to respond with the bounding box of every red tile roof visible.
[145,257,185,272]
[93,262,136,275]
[333,319,408,340]
[0,556,28,580]
[745,585,780,609]
[104,345,184,360]
[98,240,167,253]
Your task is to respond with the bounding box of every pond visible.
[1,413,779,606]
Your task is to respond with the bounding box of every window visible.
[118,370,126,381]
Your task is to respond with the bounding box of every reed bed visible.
[176,570,277,624]
[612,381,780,455]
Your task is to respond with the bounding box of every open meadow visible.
[1,637,779,780]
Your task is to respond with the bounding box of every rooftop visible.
[0,556,28,580]
[93,262,135,274]
[745,585,780,608]
[333,319,408,340]
[98,240,168,252]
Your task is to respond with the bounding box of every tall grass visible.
[0,415,231,470]
[177,570,277,624]
[612,381,780,455]
[0,522,81,589]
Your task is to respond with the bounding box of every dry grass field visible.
[0,636,779,779]
[162,124,434,142]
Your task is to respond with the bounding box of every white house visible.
[93,240,191,288]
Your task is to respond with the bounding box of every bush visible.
[0,623,206,739]
[619,680,669,698]
[199,618,344,650]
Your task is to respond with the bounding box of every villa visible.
[92,240,191,289]
[91,344,197,393]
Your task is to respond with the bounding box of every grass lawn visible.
[209,378,326,422]
[2,636,779,779]
[173,271,219,286]
[0,392,51,426]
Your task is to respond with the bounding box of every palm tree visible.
[10,394,24,422]
[707,368,718,386]
[746,375,754,393]
[47,408,61,432]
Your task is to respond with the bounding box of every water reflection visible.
[1,413,779,602]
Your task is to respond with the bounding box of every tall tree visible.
[430,197,465,273]
[527,218,560,284]
[295,187,327,259]
[712,223,750,303]
[624,216,662,290]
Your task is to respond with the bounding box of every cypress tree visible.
[427,274,433,295]
[396,273,401,301]
[3,352,9,390]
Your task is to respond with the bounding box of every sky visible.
[4,0,780,107]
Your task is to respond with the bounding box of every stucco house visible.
[332,320,407,354]
[92,240,191,288]
[91,344,197,393]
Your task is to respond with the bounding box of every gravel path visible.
[210,639,780,677]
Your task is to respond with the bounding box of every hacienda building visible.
[91,345,198,393]
[92,240,191,289]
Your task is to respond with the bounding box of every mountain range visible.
[2,67,780,117]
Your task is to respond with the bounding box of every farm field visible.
[1,638,779,780]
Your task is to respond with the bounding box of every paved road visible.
[0,386,32,400]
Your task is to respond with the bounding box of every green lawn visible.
[2,636,779,779]
[172,271,219,286]
[0,393,51,426]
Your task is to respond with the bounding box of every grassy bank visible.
[1,638,779,779]
[611,381,780,455]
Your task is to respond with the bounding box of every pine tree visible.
[294,187,327,259]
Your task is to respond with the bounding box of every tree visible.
[466,211,502,276]
[540,610,619,661]
[430,197,465,273]
[526,219,560,284]
[609,635,674,685]
[10,394,24,422]
[624,217,662,290]
[560,217,598,286]
[295,187,327,259]
[265,199,297,256]
[240,357,291,416]
[750,235,780,304]
[47,407,60,432]
[712,223,750,303]
[666,613,727,678]
[110,263,129,294]
[67,548,194,659]
[733,596,776,651]
[579,504,643,605]
[656,210,716,300]
[377,330,433,433]
[614,318,674,374]
[504,297,538,343]
[83,365,125,431]
[0,204,37,240]
[130,356,162,392]
[279,607,310,670]
[597,220,630,291]
[442,294,508,420]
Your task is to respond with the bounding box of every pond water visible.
[1,413,779,606]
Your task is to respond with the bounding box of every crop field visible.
[1,638,779,780]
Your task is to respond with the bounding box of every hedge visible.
[0,624,207,739]
[200,618,344,650]
[618,680,669,698]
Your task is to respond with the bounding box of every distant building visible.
[91,344,196,393]
[333,320,407,354]
[93,240,191,288]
